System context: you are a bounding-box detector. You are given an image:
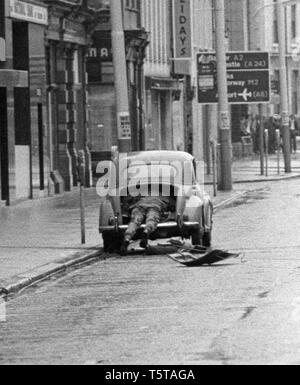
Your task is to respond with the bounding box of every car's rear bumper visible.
[99,221,200,239]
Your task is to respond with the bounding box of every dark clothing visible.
[266,117,281,154]
[290,118,299,153]
[131,196,169,212]
[126,207,161,239]
[290,129,297,153]
[125,196,172,241]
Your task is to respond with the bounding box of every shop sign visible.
[9,0,48,25]
[173,0,192,59]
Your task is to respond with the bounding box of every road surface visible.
[1,179,300,365]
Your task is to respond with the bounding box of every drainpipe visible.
[276,0,291,173]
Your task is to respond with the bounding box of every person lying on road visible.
[120,194,174,255]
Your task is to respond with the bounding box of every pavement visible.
[205,151,300,184]
[0,152,300,296]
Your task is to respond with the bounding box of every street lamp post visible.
[215,0,233,191]
[110,0,132,153]
[276,0,292,173]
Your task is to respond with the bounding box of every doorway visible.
[0,88,9,202]
[13,21,31,199]
[38,104,44,191]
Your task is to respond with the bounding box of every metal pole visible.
[78,151,86,245]
[276,129,281,175]
[210,139,217,197]
[47,90,53,172]
[80,183,86,245]
[259,104,265,176]
[276,0,291,173]
[265,129,269,177]
[111,0,132,153]
[215,0,232,191]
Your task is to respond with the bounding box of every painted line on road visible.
[116,306,180,312]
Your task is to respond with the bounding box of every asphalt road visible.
[1,179,300,365]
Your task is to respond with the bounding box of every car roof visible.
[124,151,194,164]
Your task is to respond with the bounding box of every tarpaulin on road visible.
[168,248,240,267]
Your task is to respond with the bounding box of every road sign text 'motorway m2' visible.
[197,52,271,104]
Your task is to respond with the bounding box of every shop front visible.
[0,0,48,205]
[45,1,98,191]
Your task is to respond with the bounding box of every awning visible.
[146,76,180,91]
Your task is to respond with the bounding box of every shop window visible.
[12,21,29,70]
[125,0,140,12]
[291,4,297,40]
[73,49,80,84]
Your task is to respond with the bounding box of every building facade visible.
[0,0,98,205]
[45,0,98,192]
[0,0,49,205]
[140,0,180,152]
[87,0,148,161]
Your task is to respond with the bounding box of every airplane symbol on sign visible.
[238,89,253,101]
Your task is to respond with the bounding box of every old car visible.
[98,150,213,253]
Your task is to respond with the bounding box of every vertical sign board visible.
[173,0,192,59]
[0,38,5,62]
[0,0,5,62]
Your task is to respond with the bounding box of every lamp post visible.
[215,0,233,191]
[110,0,132,153]
[276,0,291,173]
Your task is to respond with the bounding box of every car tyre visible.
[191,229,202,246]
[103,231,124,253]
[202,231,212,248]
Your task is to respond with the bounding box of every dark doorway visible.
[0,88,9,202]
[38,104,45,190]
[12,21,29,71]
[13,20,30,146]
[13,21,32,199]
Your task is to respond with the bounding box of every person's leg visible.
[125,207,145,241]
[140,208,161,249]
[121,208,145,255]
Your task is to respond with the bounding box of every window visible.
[291,4,297,39]
[292,70,299,115]
[125,0,140,12]
[73,49,80,84]
[273,0,279,44]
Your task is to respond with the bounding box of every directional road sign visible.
[197,52,270,104]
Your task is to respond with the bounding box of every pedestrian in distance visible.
[266,115,281,154]
[289,114,299,153]
[250,114,260,154]
[240,115,251,137]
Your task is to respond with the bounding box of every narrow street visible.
[0,178,300,365]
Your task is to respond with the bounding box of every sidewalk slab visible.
[0,188,102,286]
[205,152,300,185]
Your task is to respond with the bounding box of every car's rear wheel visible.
[191,229,212,247]
[191,229,202,246]
[202,231,212,248]
[103,231,124,253]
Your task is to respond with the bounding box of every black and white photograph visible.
[1,0,300,370]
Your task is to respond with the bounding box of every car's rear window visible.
[123,162,195,186]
